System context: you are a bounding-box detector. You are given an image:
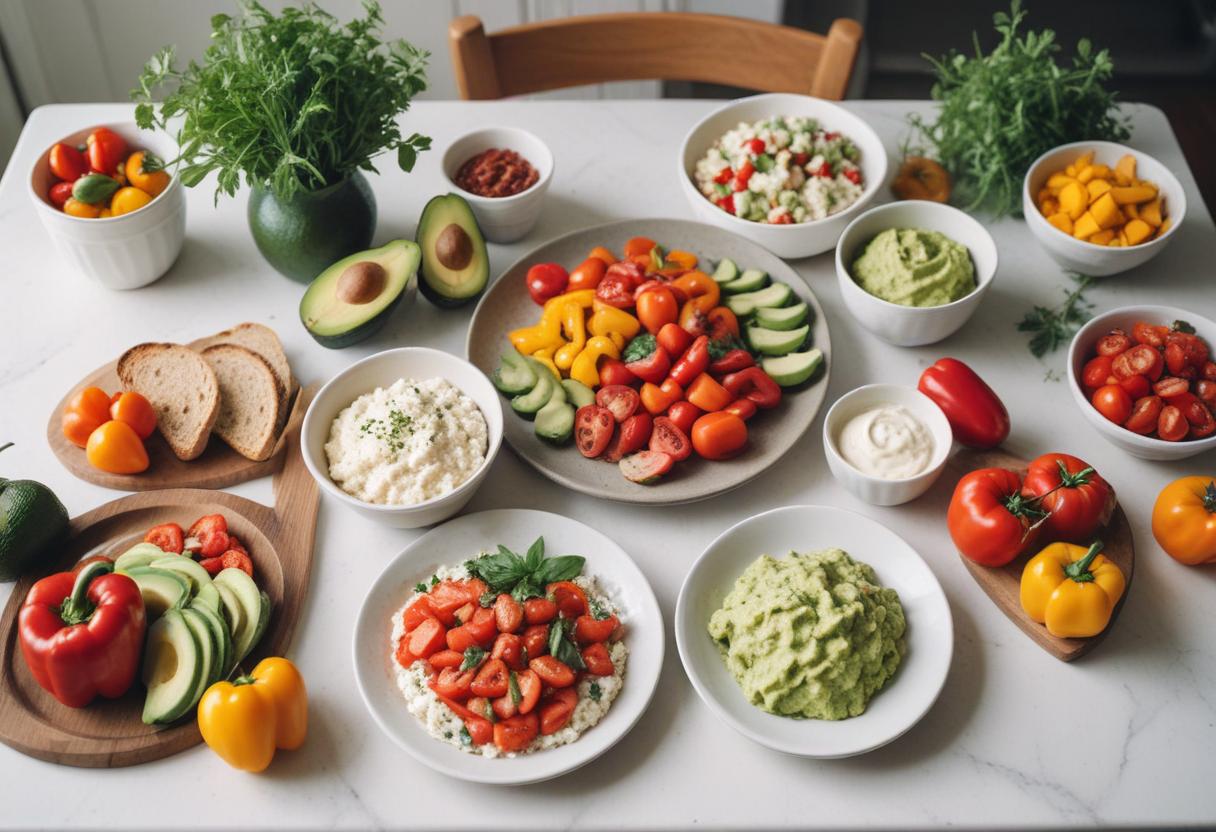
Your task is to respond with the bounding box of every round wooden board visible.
[0,386,319,767]
[47,339,302,492]
[466,218,831,505]
[947,448,1135,662]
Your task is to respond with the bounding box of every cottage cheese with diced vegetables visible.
[390,551,628,758]
[325,377,487,506]
[694,115,865,224]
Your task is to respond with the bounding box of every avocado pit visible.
[435,223,473,271]
[337,261,387,305]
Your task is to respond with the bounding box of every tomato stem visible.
[1203,482,1216,514]
[1064,541,1104,583]
[1055,460,1094,489]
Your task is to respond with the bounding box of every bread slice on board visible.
[201,344,283,462]
[117,343,219,461]
[194,323,296,431]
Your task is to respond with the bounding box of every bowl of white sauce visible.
[822,384,952,506]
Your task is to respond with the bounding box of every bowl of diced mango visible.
[1023,141,1186,276]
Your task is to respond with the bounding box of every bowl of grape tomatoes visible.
[1069,305,1216,460]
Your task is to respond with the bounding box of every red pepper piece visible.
[722,367,782,409]
[669,336,710,387]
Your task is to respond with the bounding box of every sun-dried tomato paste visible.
[454,148,539,198]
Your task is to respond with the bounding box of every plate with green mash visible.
[674,504,952,758]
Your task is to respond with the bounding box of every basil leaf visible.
[509,671,521,705]
[547,618,587,671]
[472,551,528,591]
[589,681,602,701]
[478,591,496,608]
[413,582,426,593]
[511,577,541,603]
[534,555,585,585]
[460,646,487,671]
[524,536,544,572]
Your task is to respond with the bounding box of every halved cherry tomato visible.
[1133,322,1169,347]
[721,367,782,409]
[494,713,540,751]
[1096,330,1133,356]
[636,286,678,334]
[408,618,448,659]
[429,649,465,670]
[467,696,494,722]
[1081,355,1116,392]
[598,358,638,388]
[566,257,606,291]
[602,412,652,462]
[539,689,578,735]
[724,398,758,421]
[109,391,157,439]
[691,411,748,460]
[529,655,576,688]
[49,143,90,182]
[466,716,493,745]
[588,245,617,265]
[1154,376,1190,398]
[547,581,589,618]
[1165,332,1210,374]
[686,373,732,412]
[491,691,519,721]
[522,624,549,658]
[491,633,527,670]
[1090,384,1133,425]
[635,279,688,306]
[516,668,542,714]
[526,263,569,305]
[523,597,558,625]
[575,405,615,459]
[582,642,615,676]
[1119,374,1150,399]
[49,181,75,207]
[625,344,671,384]
[666,400,702,435]
[187,514,230,557]
[596,270,640,308]
[62,386,114,448]
[144,523,185,554]
[669,336,710,387]
[623,236,656,258]
[639,379,682,415]
[1113,345,1164,381]
[1188,402,1216,438]
[1203,362,1216,382]
[649,416,692,461]
[394,638,419,668]
[401,596,435,632]
[1124,396,1164,434]
[620,449,674,483]
[657,322,692,359]
[220,549,253,576]
[574,614,619,644]
[494,593,524,633]
[1197,380,1216,407]
[596,385,640,422]
[86,128,127,175]
[471,659,510,698]
[1158,405,1188,441]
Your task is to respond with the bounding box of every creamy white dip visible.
[838,405,933,479]
[325,377,487,506]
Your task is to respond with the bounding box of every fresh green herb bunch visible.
[132,0,431,201]
[908,1,1130,216]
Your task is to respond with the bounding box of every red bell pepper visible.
[18,560,146,708]
[722,367,782,409]
[918,358,1010,449]
[625,344,671,384]
[669,335,710,386]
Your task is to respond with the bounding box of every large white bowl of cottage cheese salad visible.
[353,509,663,785]
[679,93,888,259]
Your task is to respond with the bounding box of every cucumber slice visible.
[747,324,809,356]
[492,350,537,395]
[535,399,575,444]
[141,609,203,725]
[711,258,739,284]
[722,269,769,295]
[560,379,595,409]
[727,283,793,316]
[762,349,824,387]
[510,368,555,416]
[754,302,809,331]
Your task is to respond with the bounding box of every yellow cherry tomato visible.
[124,151,170,197]
[63,197,101,219]
[110,186,153,216]
[85,420,149,474]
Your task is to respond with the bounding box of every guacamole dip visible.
[707,548,906,720]
[851,228,975,307]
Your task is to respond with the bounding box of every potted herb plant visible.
[133,1,431,282]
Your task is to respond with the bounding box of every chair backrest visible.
[449,12,862,101]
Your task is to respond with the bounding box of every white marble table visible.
[2,101,1215,830]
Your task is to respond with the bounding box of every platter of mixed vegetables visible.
[466,219,830,504]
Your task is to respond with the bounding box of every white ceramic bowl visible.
[835,201,998,346]
[29,123,185,290]
[675,505,953,758]
[353,508,664,785]
[301,347,504,528]
[1023,140,1185,277]
[823,384,953,506]
[441,127,553,244]
[677,93,888,259]
[1067,305,1216,460]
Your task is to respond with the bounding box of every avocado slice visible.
[114,543,169,574]
[180,607,219,708]
[214,568,270,666]
[190,600,232,683]
[193,582,222,617]
[762,349,824,387]
[299,239,420,349]
[125,567,189,621]
[152,555,211,596]
[416,194,489,307]
[141,609,203,724]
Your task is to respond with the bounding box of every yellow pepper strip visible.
[588,300,641,340]
[569,336,620,388]
[1019,541,1125,638]
[607,331,626,352]
[510,290,594,355]
[198,657,308,772]
[531,347,562,380]
[553,301,588,370]
[542,288,595,315]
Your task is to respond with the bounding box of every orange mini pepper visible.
[62,386,112,449]
[86,420,149,474]
[640,378,683,415]
[109,391,157,440]
[686,373,732,412]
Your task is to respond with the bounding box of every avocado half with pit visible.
[299,239,421,349]
[416,194,489,307]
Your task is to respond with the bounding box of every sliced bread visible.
[117,343,220,461]
[194,323,296,431]
[201,344,283,462]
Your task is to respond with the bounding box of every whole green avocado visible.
[0,443,70,581]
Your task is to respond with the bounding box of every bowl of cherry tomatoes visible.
[29,123,185,290]
[1069,305,1216,460]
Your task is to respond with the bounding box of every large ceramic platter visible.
[352,509,663,785]
[675,505,952,759]
[466,218,831,505]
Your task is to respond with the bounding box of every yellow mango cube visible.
[1124,219,1153,245]
[1039,198,1059,217]
[1089,192,1122,229]
[1046,173,1077,192]
[1065,163,1078,178]
[1114,154,1137,186]
[1073,212,1100,240]
[1140,197,1163,227]
[1086,179,1112,201]
[1046,212,1074,235]
[1089,229,1116,245]
[1123,203,1139,221]
[1059,181,1089,220]
[1037,186,1054,204]
[1156,218,1173,238]
[1076,165,1095,184]
[1108,237,1124,247]
[1074,150,1094,169]
[1111,185,1157,205]
[1090,164,1112,179]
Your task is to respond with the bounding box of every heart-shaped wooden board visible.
[946,448,1134,662]
[47,337,302,492]
[0,386,319,767]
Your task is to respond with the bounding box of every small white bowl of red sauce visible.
[441,127,553,243]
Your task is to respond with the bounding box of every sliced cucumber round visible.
[747,324,809,356]
[754,302,808,332]
[492,350,537,395]
[762,349,824,387]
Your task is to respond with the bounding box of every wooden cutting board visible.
[0,385,319,768]
[47,339,302,492]
[947,448,1135,662]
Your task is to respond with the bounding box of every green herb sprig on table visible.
[132,0,431,201]
[464,538,584,603]
[1017,273,1095,357]
[907,1,1130,216]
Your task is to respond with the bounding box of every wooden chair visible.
[449,12,862,101]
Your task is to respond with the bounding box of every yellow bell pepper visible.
[607,331,626,352]
[553,301,587,370]
[1020,541,1125,638]
[588,300,641,340]
[531,347,562,380]
[508,317,563,355]
[198,657,308,772]
[543,288,595,313]
[569,336,620,388]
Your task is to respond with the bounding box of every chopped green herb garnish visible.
[1017,273,1094,356]
[459,725,472,746]
[460,646,487,671]
[589,682,602,701]
[413,582,427,593]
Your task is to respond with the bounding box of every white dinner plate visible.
[352,509,664,784]
[674,505,953,758]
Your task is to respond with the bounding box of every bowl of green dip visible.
[835,202,997,346]
[675,505,953,758]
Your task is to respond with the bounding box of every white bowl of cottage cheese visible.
[302,347,503,528]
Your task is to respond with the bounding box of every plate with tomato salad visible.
[352,509,663,785]
[466,219,831,505]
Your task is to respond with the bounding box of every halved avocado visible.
[299,240,420,349]
[416,194,489,307]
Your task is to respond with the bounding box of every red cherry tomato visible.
[1112,345,1164,381]
[636,286,679,334]
[597,358,638,388]
[575,405,615,459]
[49,143,89,182]
[1091,384,1133,425]
[1081,355,1115,391]
[602,412,652,463]
[566,257,606,291]
[1153,376,1190,399]
[526,263,569,305]
[625,345,671,385]
[666,401,702,435]
[917,358,1010,449]
[85,127,127,175]
[649,416,692,461]
[1124,395,1163,435]
[595,385,640,423]
[1096,329,1133,356]
[1133,322,1168,347]
[1119,374,1150,399]
[1157,405,1188,441]
[48,181,75,207]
